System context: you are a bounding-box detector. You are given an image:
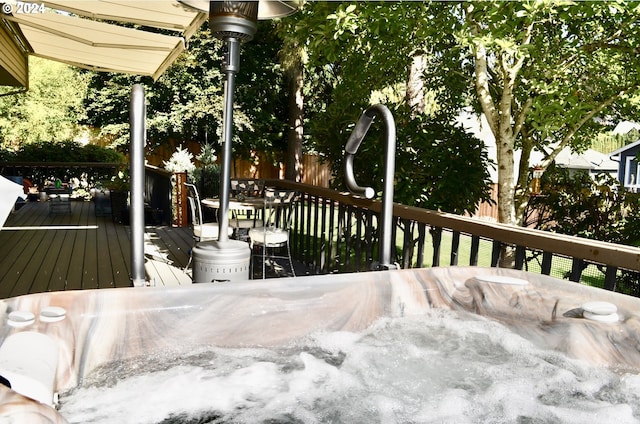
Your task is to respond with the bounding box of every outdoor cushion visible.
[249,227,288,247]
[194,222,232,240]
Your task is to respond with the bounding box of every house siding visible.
[611,139,640,190]
[0,22,28,87]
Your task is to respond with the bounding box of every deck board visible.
[0,200,194,298]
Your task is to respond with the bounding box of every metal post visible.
[130,84,146,286]
[377,105,396,269]
[217,36,240,242]
[344,104,396,270]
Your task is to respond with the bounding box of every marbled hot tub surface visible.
[1,266,640,423]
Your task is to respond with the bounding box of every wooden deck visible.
[0,200,194,299]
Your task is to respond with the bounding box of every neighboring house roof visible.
[528,146,618,173]
[552,147,618,172]
[612,121,640,135]
[456,109,619,182]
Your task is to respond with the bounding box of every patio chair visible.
[230,178,264,238]
[184,182,231,269]
[230,178,264,198]
[249,188,298,279]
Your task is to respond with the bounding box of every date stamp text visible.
[2,2,45,14]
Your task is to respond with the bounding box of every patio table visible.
[202,197,264,240]
[202,197,264,211]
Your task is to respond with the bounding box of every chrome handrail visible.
[344,104,396,270]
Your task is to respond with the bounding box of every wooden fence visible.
[145,140,331,188]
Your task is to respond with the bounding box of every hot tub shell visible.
[1,266,640,421]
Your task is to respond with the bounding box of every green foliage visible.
[0,140,124,188]
[237,21,289,159]
[102,169,130,192]
[83,22,288,160]
[191,143,221,199]
[394,110,495,214]
[301,1,636,225]
[81,27,227,151]
[460,1,640,224]
[292,2,494,213]
[529,167,640,246]
[591,130,639,154]
[3,140,123,163]
[315,103,494,214]
[532,173,640,295]
[0,57,89,148]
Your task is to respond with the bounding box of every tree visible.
[0,57,89,148]
[289,2,494,213]
[295,1,640,267]
[276,18,306,182]
[436,1,640,227]
[84,22,289,162]
[83,26,228,152]
[300,2,640,223]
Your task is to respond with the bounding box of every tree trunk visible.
[472,39,519,267]
[514,134,534,226]
[285,60,304,182]
[406,53,427,117]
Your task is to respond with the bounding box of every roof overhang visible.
[0,0,207,87]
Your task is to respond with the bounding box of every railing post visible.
[541,252,553,275]
[470,235,480,266]
[604,266,618,291]
[416,223,426,268]
[491,241,501,267]
[402,219,413,268]
[327,200,337,273]
[515,245,526,270]
[450,231,460,266]
[570,258,585,282]
[431,227,442,267]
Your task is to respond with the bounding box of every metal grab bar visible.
[344,104,397,270]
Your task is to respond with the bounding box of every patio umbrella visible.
[0,176,25,229]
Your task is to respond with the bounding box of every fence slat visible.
[431,227,442,267]
[491,241,501,267]
[470,235,480,266]
[450,231,460,266]
[515,245,526,270]
[570,258,584,282]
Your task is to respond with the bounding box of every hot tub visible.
[1,267,640,423]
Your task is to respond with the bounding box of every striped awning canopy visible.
[0,0,207,87]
